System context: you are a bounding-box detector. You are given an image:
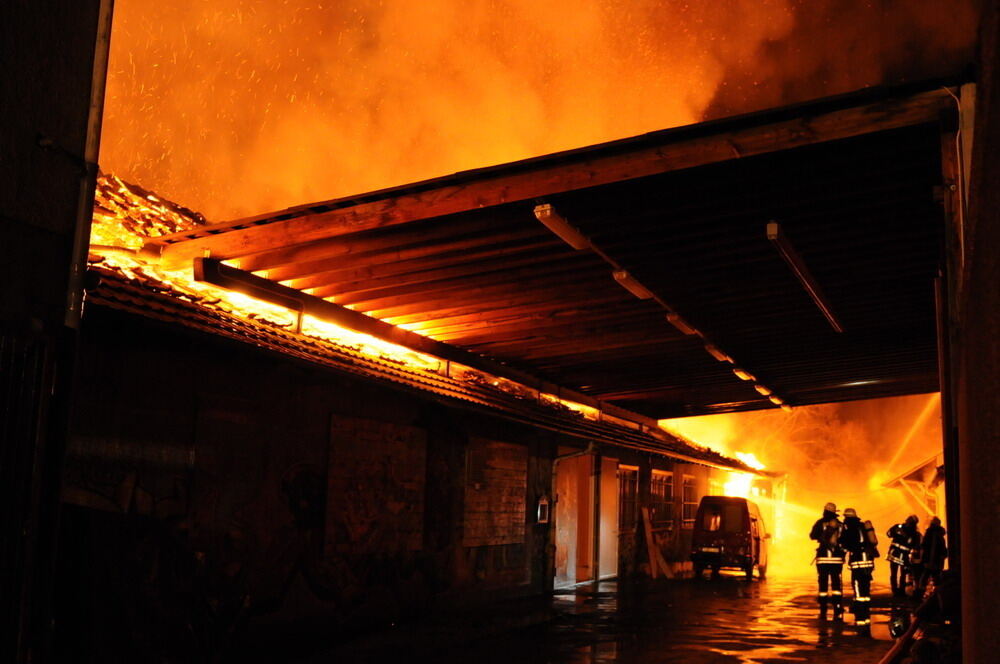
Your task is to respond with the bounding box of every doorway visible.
[553,452,620,588]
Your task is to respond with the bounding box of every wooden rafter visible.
[145,87,954,270]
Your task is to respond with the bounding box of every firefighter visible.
[886,514,921,597]
[841,507,877,635]
[809,502,845,620]
[918,516,948,592]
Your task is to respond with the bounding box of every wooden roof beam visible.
[300,249,580,302]
[146,87,954,270]
[298,240,556,296]
[434,310,661,345]
[338,259,604,311]
[264,228,544,282]
[413,302,645,338]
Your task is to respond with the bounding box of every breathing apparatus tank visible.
[863,520,880,557]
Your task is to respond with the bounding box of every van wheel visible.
[758,564,767,580]
[711,565,721,579]
[693,563,704,579]
[745,564,754,580]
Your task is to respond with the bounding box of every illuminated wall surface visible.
[101,0,978,221]
[662,393,944,579]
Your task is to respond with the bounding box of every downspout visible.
[592,449,602,587]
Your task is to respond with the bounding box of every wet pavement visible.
[437,575,892,664]
[316,573,899,663]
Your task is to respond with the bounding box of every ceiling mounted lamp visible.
[533,204,590,250]
[768,395,784,406]
[754,384,772,396]
[612,269,655,300]
[666,313,699,336]
[704,344,733,363]
[732,368,756,381]
[780,404,793,412]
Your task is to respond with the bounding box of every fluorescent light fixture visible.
[704,344,733,363]
[768,395,784,406]
[732,368,756,381]
[754,384,772,396]
[780,404,793,412]
[767,220,844,333]
[612,270,655,300]
[533,204,590,250]
[666,313,698,335]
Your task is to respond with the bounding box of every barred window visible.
[650,470,674,529]
[618,466,639,532]
[682,475,698,529]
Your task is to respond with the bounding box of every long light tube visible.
[612,269,655,300]
[533,204,590,250]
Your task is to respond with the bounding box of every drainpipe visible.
[592,449,602,587]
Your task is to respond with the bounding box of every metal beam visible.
[767,221,845,333]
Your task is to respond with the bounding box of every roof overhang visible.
[139,81,961,418]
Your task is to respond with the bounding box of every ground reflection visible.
[440,575,890,664]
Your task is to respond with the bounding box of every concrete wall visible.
[959,3,1000,661]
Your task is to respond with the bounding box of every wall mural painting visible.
[325,415,428,555]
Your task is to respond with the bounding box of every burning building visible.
[54,172,762,658]
[56,77,964,657]
[4,1,1000,663]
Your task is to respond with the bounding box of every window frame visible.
[682,474,698,529]
[650,469,674,530]
[617,465,639,533]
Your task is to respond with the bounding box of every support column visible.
[959,3,1000,662]
[0,2,112,661]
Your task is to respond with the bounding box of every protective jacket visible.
[842,516,876,571]
[922,523,948,572]
[810,513,845,564]
[887,522,921,566]
[842,515,876,630]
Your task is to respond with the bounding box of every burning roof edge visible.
[84,264,754,473]
[148,76,965,245]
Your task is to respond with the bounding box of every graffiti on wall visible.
[325,414,427,554]
[463,438,527,547]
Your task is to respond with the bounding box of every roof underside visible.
[145,84,952,418]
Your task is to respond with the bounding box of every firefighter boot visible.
[818,598,828,621]
[833,599,844,622]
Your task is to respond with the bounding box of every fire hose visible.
[875,589,936,664]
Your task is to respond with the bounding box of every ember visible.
[89,173,442,371]
[101,0,979,221]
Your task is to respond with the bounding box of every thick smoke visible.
[705,0,982,117]
[662,393,944,579]
[101,0,979,221]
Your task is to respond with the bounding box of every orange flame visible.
[661,395,944,578]
[100,1,978,221]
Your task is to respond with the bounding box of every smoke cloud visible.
[101,0,979,221]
